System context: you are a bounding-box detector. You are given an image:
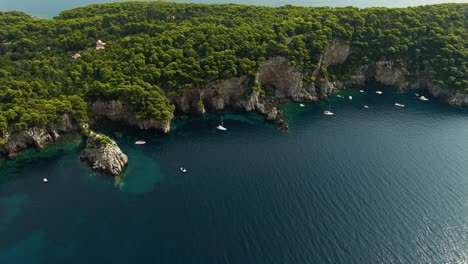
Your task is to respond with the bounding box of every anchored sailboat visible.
[217,116,227,131]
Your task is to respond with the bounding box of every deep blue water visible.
[0,0,466,18]
[1,87,468,263]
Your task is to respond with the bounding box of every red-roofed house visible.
[96,40,106,50]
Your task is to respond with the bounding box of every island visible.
[0,2,466,175]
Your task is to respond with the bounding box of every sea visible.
[0,0,466,18]
[1,85,468,263]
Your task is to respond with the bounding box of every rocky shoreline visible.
[1,43,466,175]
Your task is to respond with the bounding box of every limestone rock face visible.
[258,56,316,102]
[266,107,278,121]
[238,90,266,114]
[80,132,128,176]
[89,100,171,134]
[321,43,352,68]
[194,101,206,116]
[0,114,76,158]
[172,77,248,114]
[373,61,415,90]
[171,89,201,114]
[0,128,51,157]
[448,93,468,107]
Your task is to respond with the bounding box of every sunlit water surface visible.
[1,87,468,263]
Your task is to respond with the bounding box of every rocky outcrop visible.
[448,93,468,106]
[80,131,128,176]
[0,128,53,158]
[89,100,171,134]
[171,56,319,119]
[321,43,352,68]
[238,90,267,114]
[172,77,249,114]
[195,100,206,115]
[258,56,316,102]
[0,114,77,159]
[372,61,416,90]
[266,107,278,121]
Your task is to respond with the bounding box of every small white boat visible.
[359,90,364,93]
[363,105,369,109]
[394,103,405,107]
[135,140,146,145]
[337,95,343,98]
[419,96,429,101]
[348,96,353,100]
[376,90,383,95]
[300,104,305,107]
[217,117,227,131]
[324,105,334,115]
[180,167,187,173]
[415,93,420,97]
[43,178,48,183]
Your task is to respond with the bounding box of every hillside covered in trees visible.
[0,2,466,135]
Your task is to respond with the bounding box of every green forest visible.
[0,2,466,134]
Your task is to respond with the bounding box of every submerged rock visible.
[277,119,288,131]
[80,132,128,176]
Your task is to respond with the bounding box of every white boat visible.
[348,96,353,100]
[337,95,342,98]
[217,117,227,131]
[419,96,429,101]
[324,104,334,115]
[135,140,146,145]
[415,93,420,97]
[180,167,187,173]
[359,90,364,93]
[217,125,227,131]
[363,105,369,109]
[43,178,48,183]
[394,103,405,107]
[376,90,383,95]
[300,103,305,107]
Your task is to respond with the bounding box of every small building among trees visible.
[96,40,106,50]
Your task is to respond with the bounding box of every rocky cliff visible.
[2,42,465,161]
[321,43,353,68]
[170,59,316,129]
[89,100,172,134]
[327,59,467,106]
[258,56,317,102]
[0,114,77,159]
[80,131,128,176]
[168,44,355,121]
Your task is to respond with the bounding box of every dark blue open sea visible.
[1,86,468,263]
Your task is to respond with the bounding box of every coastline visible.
[0,2,466,175]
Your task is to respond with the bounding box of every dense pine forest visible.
[0,2,466,135]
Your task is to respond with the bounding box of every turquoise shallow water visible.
[1,86,468,263]
[0,0,466,18]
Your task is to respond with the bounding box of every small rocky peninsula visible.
[80,130,128,176]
